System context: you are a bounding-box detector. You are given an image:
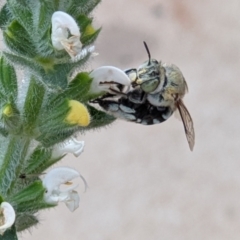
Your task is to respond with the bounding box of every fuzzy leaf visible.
[28,1,52,36]
[75,14,93,31]
[36,99,77,146]
[0,55,17,100]
[22,76,45,133]
[75,14,101,46]
[24,147,52,174]
[3,52,42,76]
[8,180,55,212]
[4,20,36,58]
[37,129,76,147]
[9,181,45,204]
[38,52,93,89]
[14,200,55,214]
[7,0,33,33]
[0,225,18,240]
[26,1,54,57]
[0,136,30,196]
[24,147,62,175]
[15,214,38,232]
[68,0,101,16]
[0,4,13,30]
[86,104,115,129]
[81,27,101,46]
[63,72,93,102]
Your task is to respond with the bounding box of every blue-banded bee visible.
[91,42,195,151]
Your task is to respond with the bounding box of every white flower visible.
[51,11,82,57]
[42,167,87,212]
[52,137,85,158]
[0,202,16,235]
[89,66,131,95]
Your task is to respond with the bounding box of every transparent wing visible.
[177,99,195,151]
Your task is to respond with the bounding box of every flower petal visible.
[0,202,16,235]
[51,11,82,57]
[52,11,80,36]
[52,138,85,158]
[65,190,80,212]
[42,167,87,211]
[89,66,131,94]
[65,100,91,127]
[43,167,80,198]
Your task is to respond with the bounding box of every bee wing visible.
[177,99,195,151]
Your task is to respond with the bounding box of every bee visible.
[92,42,195,151]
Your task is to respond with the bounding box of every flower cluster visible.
[0,6,132,237]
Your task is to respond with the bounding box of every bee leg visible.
[99,82,129,95]
[134,105,173,125]
[108,87,127,97]
[128,88,147,104]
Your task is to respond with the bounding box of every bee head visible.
[136,42,162,93]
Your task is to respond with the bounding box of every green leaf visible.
[23,146,62,175]
[8,180,55,212]
[68,0,101,16]
[0,225,18,240]
[75,14,93,30]
[75,14,101,46]
[14,200,55,213]
[36,98,77,146]
[63,72,93,102]
[3,52,42,76]
[86,104,115,129]
[81,27,101,46]
[0,4,14,30]
[0,55,17,99]
[4,20,36,58]
[27,1,54,57]
[9,181,45,204]
[24,147,52,174]
[0,136,30,196]
[22,76,45,133]
[15,214,38,232]
[37,129,76,147]
[29,1,52,35]
[7,0,33,33]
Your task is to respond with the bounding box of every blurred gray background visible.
[2,0,240,239]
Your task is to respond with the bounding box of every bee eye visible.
[141,79,159,93]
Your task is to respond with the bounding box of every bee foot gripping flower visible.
[42,167,87,212]
[72,45,97,62]
[0,202,16,235]
[52,137,85,158]
[89,66,131,95]
[65,100,91,127]
[51,11,82,57]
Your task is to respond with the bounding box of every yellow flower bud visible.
[65,100,90,127]
[3,104,13,117]
[84,24,96,36]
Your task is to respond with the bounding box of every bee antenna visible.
[143,41,151,65]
